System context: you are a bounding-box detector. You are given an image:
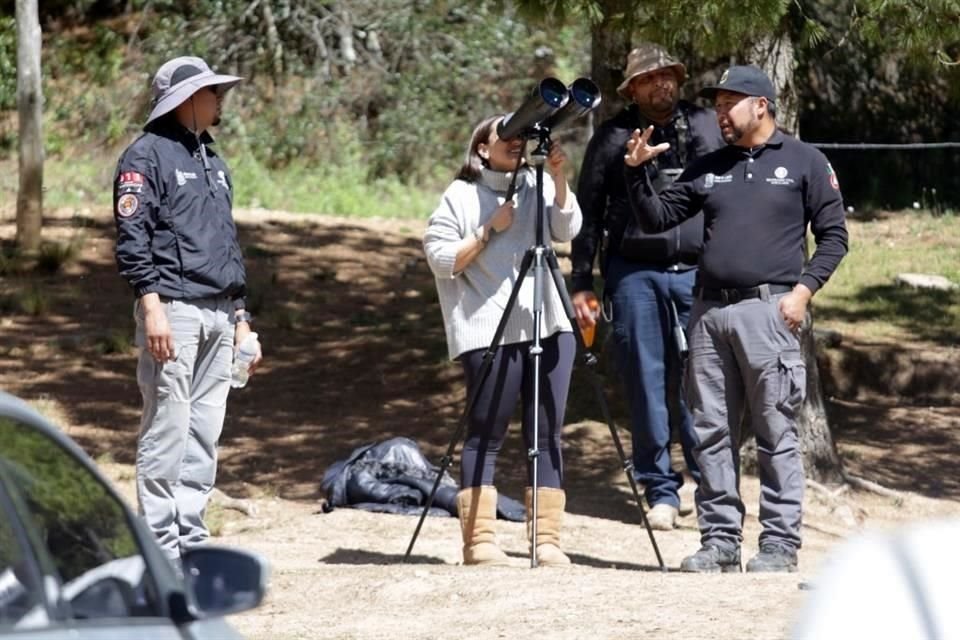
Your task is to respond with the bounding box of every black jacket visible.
[571,101,724,292]
[321,437,526,521]
[113,119,246,307]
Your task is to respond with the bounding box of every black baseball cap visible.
[699,65,776,104]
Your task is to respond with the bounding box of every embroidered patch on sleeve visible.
[117,193,140,218]
[118,171,144,194]
[826,163,840,191]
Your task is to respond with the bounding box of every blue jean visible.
[606,255,700,508]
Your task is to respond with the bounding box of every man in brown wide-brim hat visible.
[572,43,724,533]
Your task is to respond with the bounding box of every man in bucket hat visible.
[624,65,848,573]
[113,56,262,563]
[572,44,723,531]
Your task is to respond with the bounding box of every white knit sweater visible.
[423,167,582,360]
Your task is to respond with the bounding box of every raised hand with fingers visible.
[624,126,671,167]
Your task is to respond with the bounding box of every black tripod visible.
[404,126,666,570]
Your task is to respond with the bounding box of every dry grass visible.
[814,210,960,345]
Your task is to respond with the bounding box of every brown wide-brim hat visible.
[145,56,242,127]
[616,44,687,99]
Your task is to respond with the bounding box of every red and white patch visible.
[118,171,144,193]
[827,163,840,191]
[116,193,139,218]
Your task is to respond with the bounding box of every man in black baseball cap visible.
[699,64,777,103]
[622,62,849,575]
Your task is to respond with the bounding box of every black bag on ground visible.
[320,437,524,521]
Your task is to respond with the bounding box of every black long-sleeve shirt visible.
[626,130,848,294]
[571,101,724,292]
[113,119,246,307]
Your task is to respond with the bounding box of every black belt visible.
[695,283,793,304]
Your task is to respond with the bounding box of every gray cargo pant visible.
[134,296,235,560]
[685,287,806,552]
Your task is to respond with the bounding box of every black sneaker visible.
[746,543,798,573]
[680,544,742,573]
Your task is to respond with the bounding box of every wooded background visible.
[3,0,959,213]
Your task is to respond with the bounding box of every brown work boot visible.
[525,487,572,566]
[456,487,512,566]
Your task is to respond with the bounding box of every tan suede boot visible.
[456,486,512,566]
[525,487,572,566]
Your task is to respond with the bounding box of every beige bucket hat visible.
[616,43,686,99]
[145,56,242,127]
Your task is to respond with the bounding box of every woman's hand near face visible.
[546,142,567,179]
[547,142,571,209]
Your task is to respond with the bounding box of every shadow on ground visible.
[2,210,959,524]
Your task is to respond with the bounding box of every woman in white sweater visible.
[423,114,582,566]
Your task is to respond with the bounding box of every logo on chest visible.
[766,166,795,186]
[176,168,199,186]
[704,173,733,189]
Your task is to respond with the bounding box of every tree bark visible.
[588,3,633,125]
[335,3,357,68]
[796,314,845,483]
[748,31,799,135]
[16,0,43,253]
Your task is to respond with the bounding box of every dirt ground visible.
[2,207,959,640]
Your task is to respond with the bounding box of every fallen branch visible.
[802,520,852,539]
[211,488,258,517]
[806,479,868,528]
[806,478,845,504]
[841,472,904,504]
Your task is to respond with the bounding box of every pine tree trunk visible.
[588,3,633,125]
[796,314,845,483]
[16,0,43,253]
[748,31,799,135]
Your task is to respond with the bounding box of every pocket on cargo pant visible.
[776,350,806,418]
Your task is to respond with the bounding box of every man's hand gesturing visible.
[624,125,671,167]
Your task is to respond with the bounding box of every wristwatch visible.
[234,310,253,324]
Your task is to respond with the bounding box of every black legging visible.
[458,332,575,489]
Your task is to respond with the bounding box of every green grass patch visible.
[814,210,960,344]
[230,155,439,219]
[3,151,441,220]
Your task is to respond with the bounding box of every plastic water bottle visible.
[231,332,259,389]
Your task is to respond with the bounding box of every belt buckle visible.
[721,288,742,304]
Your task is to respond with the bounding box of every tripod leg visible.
[545,250,667,571]
[403,249,536,563]
[526,246,547,568]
